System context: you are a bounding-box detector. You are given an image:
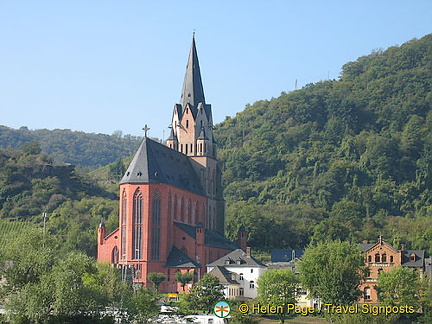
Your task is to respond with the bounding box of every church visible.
[97,36,246,293]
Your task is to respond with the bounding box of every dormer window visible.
[225,259,231,265]
[410,253,416,262]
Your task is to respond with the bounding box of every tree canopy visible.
[299,240,365,305]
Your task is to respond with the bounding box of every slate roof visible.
[197,127,208,140]
[120,137,205,196]
[174,221,238,250]
[167,127,177,141]
[402,250,425,268]
[271,249,304,262]
[165,246,201,268]
[207,249,267,268]
[359,240,398,253]
[208,265,239,285]
[177,36,212,121]
[359,243,375,252]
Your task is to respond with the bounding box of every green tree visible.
[376,266,424,306]
[299,240,365,305]
[175,271,194,291]
[183,274,224,314]
[257,269,299,323]
[109,157,126,180]
[20,141,42,155]
[147,272,166,292]
[119,284,159,324]
[0,229,118,323]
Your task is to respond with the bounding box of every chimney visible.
[362,240,368,244]
[401,244,405,251]
[246,247,251,257]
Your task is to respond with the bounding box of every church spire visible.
[180,34,206,113]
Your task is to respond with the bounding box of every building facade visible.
[359,236,425,303]
[207,248,267,300]
[97,36,239,293]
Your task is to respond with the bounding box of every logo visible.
[213,301,231,318]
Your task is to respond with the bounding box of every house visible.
[267,249,320,308]
[207,248,267,300]
[359,236,426,303]
[97,36,242,293]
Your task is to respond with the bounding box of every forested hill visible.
[216,34,432,252]
[0,126,142,169]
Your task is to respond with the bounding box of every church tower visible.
[167,35,225,233]
[97,36,235,292]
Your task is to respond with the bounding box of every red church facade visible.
[97,36,242,293]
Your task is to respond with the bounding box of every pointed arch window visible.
[180,197,185,222]
[112,246,119,264]
[187,199,192,223]
[121,190,127,260]
[211,169,216,196]
[168,192,172,222]
[202,203,206,227]
[194,202,199,224]
[133,189,143,259]
[174,195,178,220]
[151,191,161,260]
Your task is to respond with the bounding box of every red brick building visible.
[97,36,243,293]
[359,236,425,303]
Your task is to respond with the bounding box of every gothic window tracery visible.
[133,189,143,260]
[151,191,161,260]
[121,190,127,259]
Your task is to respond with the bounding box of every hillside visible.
[215,34,432,252]
[0,143,119,256]
[2,34,432,256]
[0,126,142,169]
